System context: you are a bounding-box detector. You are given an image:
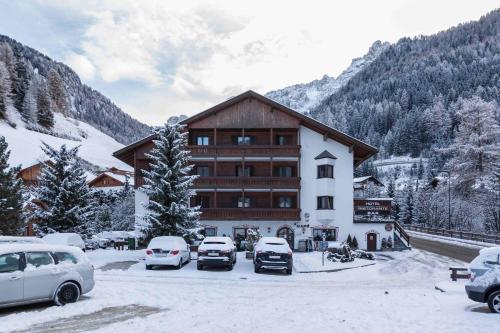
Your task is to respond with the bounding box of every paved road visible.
[410,236,480,263]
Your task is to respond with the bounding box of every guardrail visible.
[404,225,500,245]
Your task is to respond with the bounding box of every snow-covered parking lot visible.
[0,249,498,333]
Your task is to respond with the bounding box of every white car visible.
[42,233,86,252]
[0,236,45,244]
[0,243,95,308]
[145,236,191,270]
[197,237,237,271]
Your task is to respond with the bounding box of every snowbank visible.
[293,252,375,273]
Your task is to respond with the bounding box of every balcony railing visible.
[187,145,300,157]
[200,208,301,220]
[193,177,300,189]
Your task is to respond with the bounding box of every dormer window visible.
[317,164,334,178]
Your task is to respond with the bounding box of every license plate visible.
[269,255,280,259]
[208,252,219,257]
[156,253,168,257]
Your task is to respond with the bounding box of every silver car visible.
[0,243,95,308]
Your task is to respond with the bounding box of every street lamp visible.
[433,169,451,230]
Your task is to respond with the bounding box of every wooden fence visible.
[404,225,500,245]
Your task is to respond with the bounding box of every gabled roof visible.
[113,90,378,166]
[314,150,337,160]
[353,175,384,186]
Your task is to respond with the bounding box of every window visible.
[204,227,217,237]
[26,252,54,268]
[195,196,210,208]
[54,252,78,264]
[236,136,253,145]
[276,166,293,177]
[276,135,290,145]
[0,253,21,273]
[278,196,292,208]
[197,136,209,145]
[317,196,334,210]
[236,166,252,177]
[313,229,337,241]
[195,166,210,177]
[317,165,334,178]
[237,197,251,208]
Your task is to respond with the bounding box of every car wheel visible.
[146,265,153,270]
[286,268,293,275]
[227,262,234,271]
[197,264,203,270]
[54,282,80,306]
[175,259,182,270]
[254,265,260,273]
[487,291,500,314]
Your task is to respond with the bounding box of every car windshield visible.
[265,242,286,246]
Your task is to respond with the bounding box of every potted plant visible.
[245,228,261,259]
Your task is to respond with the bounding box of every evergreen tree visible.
[386,177,396,198]
[0,62,12,119]
[0,43,17,92]
[21,80,37,122]
[30,143,93,235]
[398,181,415,224]
[0,136,25,235]
[142,123,200,238]
[110,176,135,231]
[47,68,69,116]
[13,58,31,113]
[36,82,54,128]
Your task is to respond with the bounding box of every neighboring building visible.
[353,176,384,198]
[17,161,51,187]
[88,168,134,190]
[113,90,400,250]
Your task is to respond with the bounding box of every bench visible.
[449,267,470,281]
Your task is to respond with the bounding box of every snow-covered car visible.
[0,243,95,308]
[465,247,500,313]
[145,236,191,270]
[96,231,133,246]
[253,237,293,274]
[90,236,109,249]
[42,233,86,252]
[197,237,237,271]
[0,236,45,244]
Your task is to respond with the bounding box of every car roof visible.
[203,236,232,242]
[259,237,287,244]
[0,236,45,243]
[0,243,83,255]
[479,247,500,256]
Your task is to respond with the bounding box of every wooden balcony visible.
[187,145,300,157]
[193,177,300,189]
[200,208,301,220]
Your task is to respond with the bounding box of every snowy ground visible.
[0,249,498,333]
[407,230,496,249]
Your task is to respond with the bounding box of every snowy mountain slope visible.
[265,41,389,113]
[1,111,131,172]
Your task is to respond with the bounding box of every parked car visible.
[97,231,135,247]
[0,236,45,244]
[465,247,500,314]
[145,236,191,270]
[0,243,95,308]
[253,237,293,274]
[42,233,86,252]
[197,237,237,271]
[84,238,99,251]
[90,236,109,249]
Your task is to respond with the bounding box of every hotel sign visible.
[354,199,391,216]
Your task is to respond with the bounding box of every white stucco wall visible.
[299,126,354,242]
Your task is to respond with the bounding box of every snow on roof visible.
[479,247,500,255]
[353,176,372,183]
[0,236,45,244]
[202,236,232,243]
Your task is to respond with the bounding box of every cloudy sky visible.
[0,0,497,125]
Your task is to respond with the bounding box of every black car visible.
[253,237,293,275]
[197,237,237,271]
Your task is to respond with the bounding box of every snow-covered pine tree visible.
[0,61,12,120]
[13,58,31,113]
[441,96,500,193]
[0,136,25,235]
[30,143,93,235]
[86,189,113,236]
[110,176,135,231]
[398,181,415,224]
[142,123,200,238]
[36,81,54,128]
[47,68,69,116]
[386,177,396,198]
[21,79,37,123]
[0,43,17,92]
